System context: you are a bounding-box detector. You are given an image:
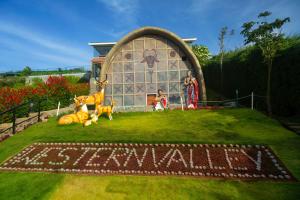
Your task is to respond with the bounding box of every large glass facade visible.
[104,35,195,108]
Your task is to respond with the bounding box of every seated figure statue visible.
[153,89,168,111]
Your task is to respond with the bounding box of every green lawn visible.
[0,108,299,200]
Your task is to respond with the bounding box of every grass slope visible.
[0,109,299,200]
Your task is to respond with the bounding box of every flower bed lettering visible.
[0,143,296,181]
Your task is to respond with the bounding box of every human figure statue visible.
[184,71,199,109]
[153,89,168,111]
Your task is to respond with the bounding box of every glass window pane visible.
[133,51,143,61]
[124,95,134,106]
[135,72,145,83]
[158,82,168,92]
[134,40,144,50]
[135,62,145,72]
[146,71,156,83]
[168,60,178,70]
[135,83,145,94]
[113,84,123,95]
[135,95,145,105]
[145,39,156,49]
[156,38,167,49]
[169,82,179,93]
[146,83,156,93]
[124,84,134,94]
[157,60,167,71]
[113,73,123,84]
[113,95,123,106]
[168,71,179,81]
[156,49,167,60]
[124,62,133,72]
[157,71,167,82]
[113,63,123,72]
[124,73,134,83]
[105,84,112,95]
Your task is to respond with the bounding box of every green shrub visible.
[0,77,26,88]
[64,76,80,84]
[204,36,300,116]
[31,77,43,87]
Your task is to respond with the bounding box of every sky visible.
[0,0,299,72]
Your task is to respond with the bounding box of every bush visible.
[0,76,90,114]
[64,76,80,84]
[31,77,43,87]
[203,36,300,116]
[0,77,26,88]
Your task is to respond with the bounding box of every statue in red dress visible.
[184,71,199,109]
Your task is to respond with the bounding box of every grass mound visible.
[0,109,299,200]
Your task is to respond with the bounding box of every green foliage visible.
[20,66,32,76]
[204,36,300,116]
[30,67,85,76]
[0,77,26,88]
[191,45,211,66]
[0,109,300,199]
[241,12,290,64]
[241,11,290,115]
[31,77,43,87]
[64,76,80,84]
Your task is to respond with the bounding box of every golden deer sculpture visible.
[58,97,89,125]
[74,79,108,108]
[58,77,111,126]
[95,99,116,120]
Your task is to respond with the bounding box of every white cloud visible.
[97,0,139,29]
[97,0,138,14]
[189,0,217,13]
[0,21,90,59]
[0,36,88,66]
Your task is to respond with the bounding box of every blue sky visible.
[0,0,299,71]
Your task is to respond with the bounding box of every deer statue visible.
[58,96,89,126]
[58,76,112,126]
[74,77,109,108]
[95,99,116,120]
[84,99,116,126]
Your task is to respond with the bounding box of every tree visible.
[241,11,290,115]
[218,27,234,93]
[192,45,211,66]
[20,66,32,76]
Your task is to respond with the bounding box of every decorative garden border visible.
[0,143,296,181]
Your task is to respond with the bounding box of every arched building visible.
[89,27,206,111]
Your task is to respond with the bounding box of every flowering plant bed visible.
[0,142,296,181]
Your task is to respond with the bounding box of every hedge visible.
[0,76,89,123]
[203,36,300,116]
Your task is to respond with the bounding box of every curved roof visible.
[100,26,207,101]
[88,38,197,47]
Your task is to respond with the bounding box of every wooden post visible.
[12,107,16,134]
[235,89,239,107]
[56,101,61,116]
[180,96,184,111]
[38,100,41,122]
[251,92,254,110]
